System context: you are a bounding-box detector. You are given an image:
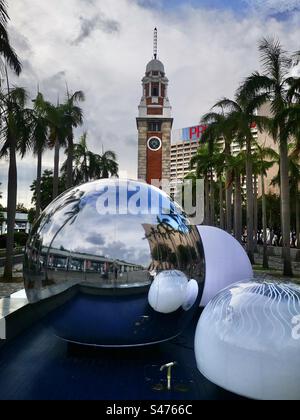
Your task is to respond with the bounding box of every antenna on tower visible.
[153,27,158,59]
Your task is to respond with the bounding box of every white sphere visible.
[198,226,253,306]
[195,280,300,400]
[182,279,199,311]
[148,270,188,314]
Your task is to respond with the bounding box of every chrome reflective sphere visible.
[24,179,205,346]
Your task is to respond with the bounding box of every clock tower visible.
[137,28,173,185]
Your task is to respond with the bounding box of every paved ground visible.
[254,253,300,279]
[0,282,24,298]
[0,263,24,298]
[0,254,24,267]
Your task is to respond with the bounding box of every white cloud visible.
[245,0,300,13]
[0,0,300,207]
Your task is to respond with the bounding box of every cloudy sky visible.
[0,0,300,207]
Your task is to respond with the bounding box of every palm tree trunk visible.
[279,140,293,276]
[3,133,17,282]
[234,173,242,243]
[53,138,60,199]
[253,175,258,249]
[219,178,224,229]
[35,149,42,219]
[66,134,74,189]
[261,173,269,269]
[210,172,215,226]
[246,137,255,264]
[84,154,89,183]
[204,176,210,225]
[296,187,300,250]
[224,139,232,234]
[225,178,232,234]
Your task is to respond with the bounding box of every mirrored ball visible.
[24,179,205,346]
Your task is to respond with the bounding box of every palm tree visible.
[75,132,90,182]
[0,86,31,281]
[271,151,300,248]
[289,143,300,250]
[208,98,269,263]
[62,90,85,189]
[61,132,91,185]
[201,110,235,232]
[253,143,278,268]
[61,136,119,185]
[226,152,245,243]
[0,182,3,233]
[238,38,298,276]
[190,144,214,225]
[281,104,300,249]
[295,172,300,250]
[30,169,65,211]
[31,92,50,218]
[47,102,67,199]
[217,176,225,229]
[63,132,90,184]
[211,150,225,228]
[0,1,22,75]
[91,150,118,179]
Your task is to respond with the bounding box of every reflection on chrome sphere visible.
[24,179,205,346]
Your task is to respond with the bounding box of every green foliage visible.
[16,203,28,213]
[61,132,119,185]
[30,169,65,210]
[27,208,36,225]
[0,0,22,75]
[257,193,281,231]
[0,231,28,248]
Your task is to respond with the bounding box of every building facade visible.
[170,104,279,196]
[0,212,31,235]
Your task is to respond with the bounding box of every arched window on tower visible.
[151,82,159,97]
[148,121,162,132]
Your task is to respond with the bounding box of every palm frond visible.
[201,111,224,124]
[285,77,300,103]
[245,92,271,115]
[68,90,85,104]
[258,37,291,81]
[0,36,22,75]
[238,72,274,101]
[0,1,8,26]
[212,98,241,113]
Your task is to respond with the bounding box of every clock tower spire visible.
[137,28,173,185]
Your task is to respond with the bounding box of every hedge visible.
[0,232,29,248]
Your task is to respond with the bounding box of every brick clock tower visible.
[137,28,173,184]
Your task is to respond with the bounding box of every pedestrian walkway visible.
[254,253,300,278]
[0,258,299,300]
[0,263,24,298]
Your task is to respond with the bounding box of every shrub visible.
[0,232,29,248]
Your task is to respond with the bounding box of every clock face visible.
[148,137,162,151]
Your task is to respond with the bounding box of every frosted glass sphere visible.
[148,270,188,313]
[182,279,199,311]
[24,179,205,346]
[198,226,253,306]
[195,280,300,400]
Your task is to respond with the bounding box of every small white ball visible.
[148,270,188,314]
[182,279,199,311]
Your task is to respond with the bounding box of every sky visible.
[0,0,300,207]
